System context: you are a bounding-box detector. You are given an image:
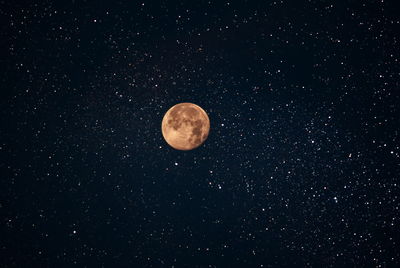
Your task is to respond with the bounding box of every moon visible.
[161,103,210,150]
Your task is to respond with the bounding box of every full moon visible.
[161,103,210,150]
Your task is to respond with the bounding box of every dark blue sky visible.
[1,0,399,267]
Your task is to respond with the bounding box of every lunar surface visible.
[161,103,210,150]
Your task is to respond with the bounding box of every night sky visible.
[1,0,399,267]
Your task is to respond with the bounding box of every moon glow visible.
[161,103,210,150]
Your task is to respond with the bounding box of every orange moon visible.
[161,103,210,150]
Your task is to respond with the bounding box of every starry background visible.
[1,0,399,267]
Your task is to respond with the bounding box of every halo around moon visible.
[161,103,210,150]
